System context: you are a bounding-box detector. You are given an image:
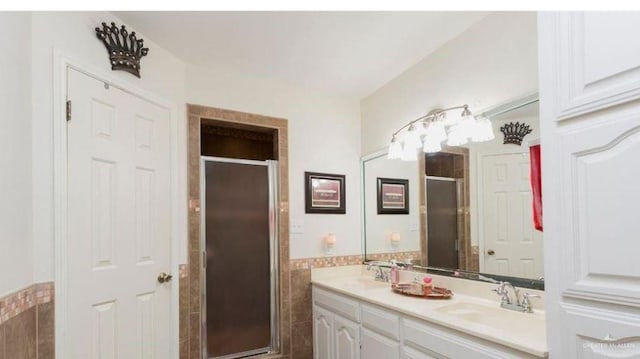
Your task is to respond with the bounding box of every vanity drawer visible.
[312,287,360,322]
[361,303,401,340]
[402,318,536,359]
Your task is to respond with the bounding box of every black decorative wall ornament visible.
[500,122,533,146]
[95,22,149,78]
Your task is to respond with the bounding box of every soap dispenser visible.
[390,261,399,285]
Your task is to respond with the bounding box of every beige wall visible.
[360,11,539,154]
[362,153,421,254]
[0,12,33,296]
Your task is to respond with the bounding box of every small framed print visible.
[305,172,346,214]
[377,178,409,214]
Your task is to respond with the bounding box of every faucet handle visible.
[522,293,541,312]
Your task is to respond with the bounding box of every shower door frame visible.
[200,156,280,359]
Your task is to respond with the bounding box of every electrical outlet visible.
[409,222,418,232]
[291,222,304,234]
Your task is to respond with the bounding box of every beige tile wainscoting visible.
[0,282,54,359]
[288,251,420,358]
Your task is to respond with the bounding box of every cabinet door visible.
[334,314,360,359]
[361,328,400,359]
[539,11,640,358]
[402,346,442,359]
[313,305,333,359]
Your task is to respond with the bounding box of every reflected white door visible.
[481,152,543,278]
[66,68,172,358]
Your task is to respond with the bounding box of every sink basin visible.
[435,302,545,333]
[335,277,390,290]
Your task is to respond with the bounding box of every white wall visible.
[363,153,420,254]
[0,13,33,296]
[31,11,188,283]
[360,12,539,154]
[186,65,362,259]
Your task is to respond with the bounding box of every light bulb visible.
[423,136,442,153]
[388,136,403,159]
[425,120,447,143]
[403,123,423,150]
[401,145,418,161]
[447,125,468,146]
[471,116,495,142]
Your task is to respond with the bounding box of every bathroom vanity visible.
[311,265,548,359]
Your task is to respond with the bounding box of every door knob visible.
[157,272,173,283]
[487,249,495,256]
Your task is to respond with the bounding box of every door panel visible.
[334,315,359,359]
[361,328,400,359]
[313,305,333,359]
[481,152,543,278]
[67,68,172,358]
[553,13,640,120]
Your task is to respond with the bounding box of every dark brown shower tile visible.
[290,269,311,299]
[188,251,201,312]
[37,300,55,359]
[5,307,36,359]
[0,323,5,359]
[189,312,201,359]
[280,273,290,304]
[179,271,190,342]
[280,299,291,355]
[291,290,312,324]
[188,213,201,252]
[291,321,313,359]
[179,339,189,359]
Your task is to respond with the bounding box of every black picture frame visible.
[305,172,346,214]
[377,177,409,214]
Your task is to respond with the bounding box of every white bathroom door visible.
[481,152,543,278]
[66,68,172,358]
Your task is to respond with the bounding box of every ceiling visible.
[115,11,489,99]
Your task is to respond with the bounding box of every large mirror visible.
[362,95,543,289]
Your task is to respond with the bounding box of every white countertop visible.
[311,265,548,358]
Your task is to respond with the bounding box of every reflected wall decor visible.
[377,177,409,214]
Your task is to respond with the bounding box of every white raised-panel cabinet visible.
[334,315,360,359]
[312,286,539,358]
[402,346,442,359]
[361,328,400,359]
[313,305,333,359]
[539,11,640,358]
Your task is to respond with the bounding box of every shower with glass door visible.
[201,156,279,359]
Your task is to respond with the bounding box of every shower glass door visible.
[201,157,279,359]
[426,176,460,269]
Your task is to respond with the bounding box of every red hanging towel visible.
[529,145,543,231]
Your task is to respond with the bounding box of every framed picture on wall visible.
[305,172,346,214]
[377,177,409,214]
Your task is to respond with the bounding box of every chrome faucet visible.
[492,282,540,313]
[366,261,392,282]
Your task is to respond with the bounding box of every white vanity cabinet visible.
[312,286,541,359]
[312,287,361,359]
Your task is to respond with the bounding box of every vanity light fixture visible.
[387,105,495,160]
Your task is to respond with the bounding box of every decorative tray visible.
[391,283,453,299]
